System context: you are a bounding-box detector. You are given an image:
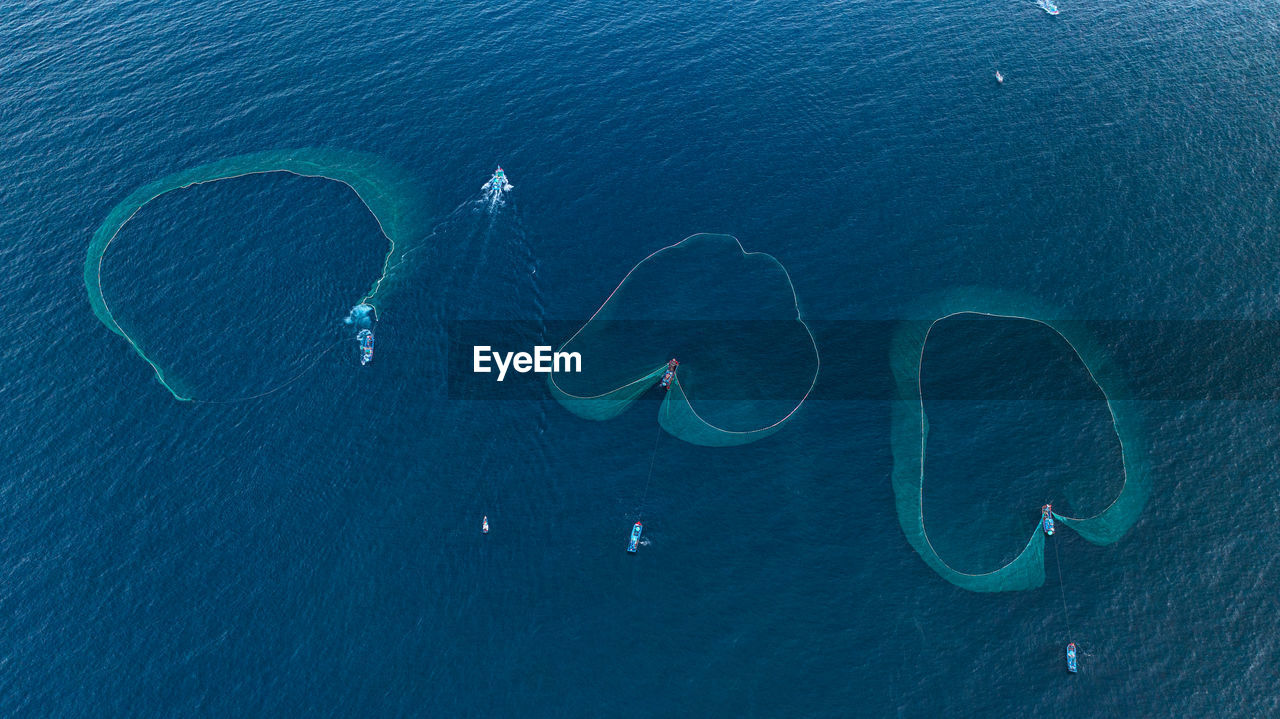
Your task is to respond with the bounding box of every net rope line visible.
[1053,534,1072,635]
[911,310,1133,580]
[88,155,409,403]
[637,412,666,518]
[93,168,397,328]
[547,233,820,435]
[192,337,349,405]
[550,365,667,401]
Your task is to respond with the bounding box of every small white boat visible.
[995,70,1004,84]
[1037,0,1060,14]
[482,516,489,534]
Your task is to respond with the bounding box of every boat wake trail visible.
[447,179,539,321]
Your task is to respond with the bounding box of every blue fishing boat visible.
[357,329,374,365]
[627,522,643,553]
[1067,642,1078,673]
[483,166,513,192]
[658,358,678,390]
[1041,504,1055,536]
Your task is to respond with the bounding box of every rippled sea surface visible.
[5,0,1280,715]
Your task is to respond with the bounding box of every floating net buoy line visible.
[84,148,429,402]
[547,233,819,446]
[890,288,1149,592]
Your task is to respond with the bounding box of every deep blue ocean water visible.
[6,0,1280,715]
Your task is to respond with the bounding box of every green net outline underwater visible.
[547,233,820,446]
[890,287,1149,592]
[84,148,428,402]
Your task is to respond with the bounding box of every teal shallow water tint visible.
[547,233,819,446]
[84,148,429,401]
[9,0,1280,713]
[890,288,1149,591]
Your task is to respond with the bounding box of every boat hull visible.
[627,522,643,553]
[357,330,374,365]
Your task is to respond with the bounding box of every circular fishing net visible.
[548,234,819,446]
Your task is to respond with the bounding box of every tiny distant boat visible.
[483,166,513,192]
[1041,504,1055,536]
[995,70,1004,84]
[1066,642,1078,673]
[357,329,374,365]
[627,521,643,553]
[658,358,679,390]
[1037,0,1060,14]
[482,516,489,534]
